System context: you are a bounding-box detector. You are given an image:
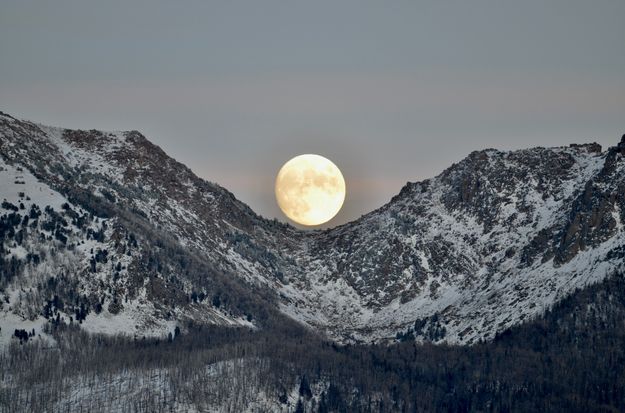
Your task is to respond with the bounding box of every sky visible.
[1,0,624,227]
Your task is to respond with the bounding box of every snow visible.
[0,157,69,212]
[0,310,54,349]
[36,124,127,182]
[1,358,319,413]
[276,146,625,344]
[3,112,625,347]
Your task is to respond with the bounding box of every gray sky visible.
[1,0,624,227]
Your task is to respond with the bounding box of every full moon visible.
[275,154,346,226]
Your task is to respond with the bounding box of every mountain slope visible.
[284,140,625,343]
[1,111,624,346]
[0,113,283,347]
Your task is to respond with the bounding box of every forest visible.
[1,272,624,412]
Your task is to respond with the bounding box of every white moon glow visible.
[275,154,346,226]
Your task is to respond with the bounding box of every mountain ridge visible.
[1,111,624,347]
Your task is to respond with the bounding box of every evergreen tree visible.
[299,375,312,399]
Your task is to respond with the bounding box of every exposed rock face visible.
[1,111,624,345]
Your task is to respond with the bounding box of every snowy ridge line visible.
[1,112,624,345]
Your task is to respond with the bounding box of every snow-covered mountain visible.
[1,111,624,346]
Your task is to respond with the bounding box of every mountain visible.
[1,111,624,348]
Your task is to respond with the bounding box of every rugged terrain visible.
[1,111,624,347]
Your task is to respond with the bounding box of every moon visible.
[275,154,346,226]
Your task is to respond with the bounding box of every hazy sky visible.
[1,1,624,227]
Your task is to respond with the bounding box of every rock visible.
[618,134,625,154]
[570,142,602,153]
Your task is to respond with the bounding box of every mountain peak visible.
[1,113,624,348]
